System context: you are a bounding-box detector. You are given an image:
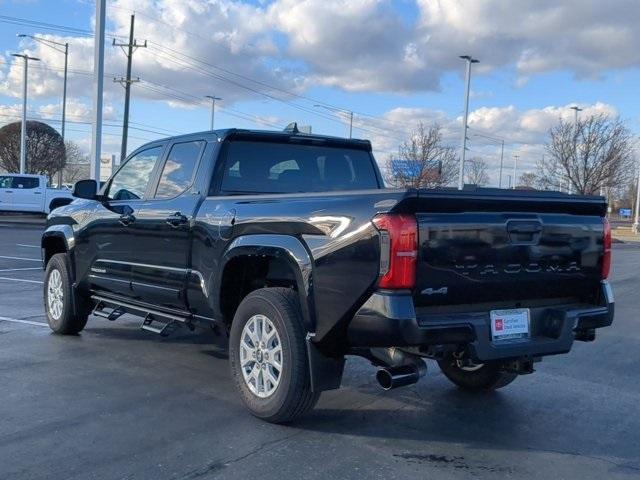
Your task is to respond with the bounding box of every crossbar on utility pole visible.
[90,0,106,181]
[113,14,146,163]
[458,55,479,190]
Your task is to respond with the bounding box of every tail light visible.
[602,217,611,279]
[372,214,417,289]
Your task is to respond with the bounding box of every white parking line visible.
[0,255,42,262]
[0,267,42,272]
[16,244,40,248]
[0,316,48,327]
[0,276,43,284]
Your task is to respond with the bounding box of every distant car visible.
[0,174,74,214]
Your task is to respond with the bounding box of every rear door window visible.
[0,176,12,188]
[219,141,379,194]
[12,177,39,189]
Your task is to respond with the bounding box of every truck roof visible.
[143,128,373,151]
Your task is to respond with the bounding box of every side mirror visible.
[72,179,98,200]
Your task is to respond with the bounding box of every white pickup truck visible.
[0,174,74,214]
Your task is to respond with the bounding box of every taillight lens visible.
[373,214,417,289]
[602,217,611,279]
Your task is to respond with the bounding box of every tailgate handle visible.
[507,221,542,244]
[507,221,542,234]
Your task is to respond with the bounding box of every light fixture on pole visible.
[458,55,479,190]
[18,34,68,187]
[205,95,222,130]
[11,53,40,175]
[314,105,354,138]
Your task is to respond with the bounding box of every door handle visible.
[119,213,135,226]
[165,212,188,228]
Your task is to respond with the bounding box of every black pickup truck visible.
[42,128,614,423]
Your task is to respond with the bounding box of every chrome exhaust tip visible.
[376,364,425,391]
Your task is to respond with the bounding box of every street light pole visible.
[458,55,479,190]
[512,155,519,189]
[90,0,106,181]
[314,105,354,138]
[18,35,69,186]
[633,163,640,234]
[11,53,40,174]
[205,95,222,130]
[498,139,504,188]
[569,106,583,194]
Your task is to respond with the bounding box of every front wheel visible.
[229,288,319,423]
[437,354,517,391]
[44,253,89,335]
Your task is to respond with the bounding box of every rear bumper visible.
[347,281,614,362]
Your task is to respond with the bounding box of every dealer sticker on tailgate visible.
[490,308,530,342]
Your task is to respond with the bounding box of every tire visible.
[44,253,89,335]
[229,287,320,423]
[437,354,517,391]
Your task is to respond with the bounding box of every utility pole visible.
[205,95,222,130]
[498,139,505,188]
[113,14,146,163]
[458,55,479,190]
[10,53,40,174]
[90,0,106,181]
[512,155,519,189]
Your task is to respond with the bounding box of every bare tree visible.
[537,114,635,194]
[465,157,489,186]
[519,171,538,189]
[0,121,66,180]
[386,123,458,188]
[62,141,90,184]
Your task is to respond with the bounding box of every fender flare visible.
[41,224,75,267]
[218,234,316,333]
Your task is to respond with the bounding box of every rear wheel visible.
[44,253,89,335]
[229,288,319,423]
[438,354,517,391]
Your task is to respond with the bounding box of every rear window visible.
[218,141,379,194]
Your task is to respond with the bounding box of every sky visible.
[1,0,640,185]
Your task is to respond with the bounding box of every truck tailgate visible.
[397,189,607,308]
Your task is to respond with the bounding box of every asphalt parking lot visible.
[1,221,639,480]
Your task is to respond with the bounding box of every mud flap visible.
[306,334,345,392]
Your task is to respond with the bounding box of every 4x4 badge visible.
[421,287,448,295]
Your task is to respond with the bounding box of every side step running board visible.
[141,314,181,337]
[92,300,125,321]
[91,295,193,337]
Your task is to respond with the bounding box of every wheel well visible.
[220,254,298,325]
[49,198,72,212]
[42,236,67,266]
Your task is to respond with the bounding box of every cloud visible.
[3,0,638,103]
